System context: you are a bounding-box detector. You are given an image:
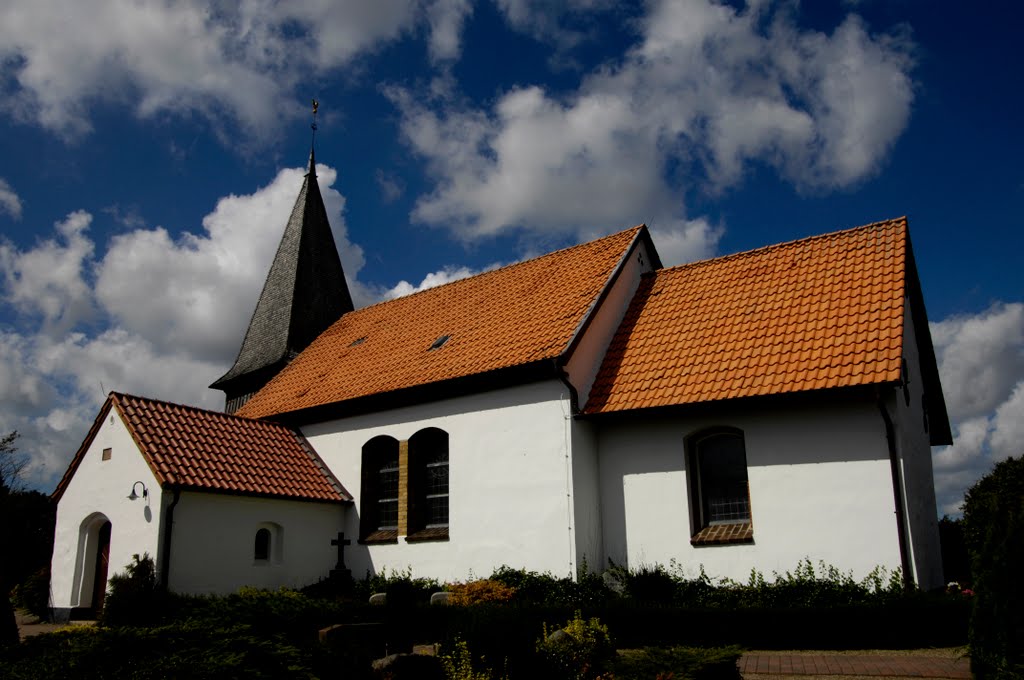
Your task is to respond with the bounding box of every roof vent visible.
[429,335,451,351]
[349,336,367,347]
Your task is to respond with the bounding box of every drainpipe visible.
[876,394,913,591]
[555,360,580,578]
[160,488,181,589]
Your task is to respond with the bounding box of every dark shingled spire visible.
[211,150,354,413]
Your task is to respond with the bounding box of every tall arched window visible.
[360,435,401,542]
[687,428,754,545]
[408,428,449,540]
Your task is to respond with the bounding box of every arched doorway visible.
[91,520,112,613]
[72,513,112,617]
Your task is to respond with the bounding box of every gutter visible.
[555,360,581,414]
[876,393,913,590]
[160,487,181,589]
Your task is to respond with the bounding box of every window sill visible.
[406,527,449,543]
[690,522,753,546]
[360,530,399,545]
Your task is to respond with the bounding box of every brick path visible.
[739,653,970,678]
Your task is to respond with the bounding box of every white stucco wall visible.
[301,380,579,582]
[168,491,345,595]
[890,299,943,590]
[597,401,905,583]
[570,420,603,573]
[50,407,164,612]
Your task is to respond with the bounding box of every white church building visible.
[50,151,951,619]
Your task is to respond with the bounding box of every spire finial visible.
[309,98,319,174]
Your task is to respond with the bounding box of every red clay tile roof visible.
[53,393,348,502]
[585,218,908,414]
[238,225,646,419]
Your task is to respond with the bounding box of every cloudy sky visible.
[0,0,1020,516]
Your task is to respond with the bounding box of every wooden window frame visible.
[359,435,400,544]
[687,427,754,546]
[407,428,450,543]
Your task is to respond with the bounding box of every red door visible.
[91,521,111,614]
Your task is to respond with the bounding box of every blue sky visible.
[0,0,1021,516]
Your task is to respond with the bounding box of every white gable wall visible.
[597,400,904,583]
[167,491,344,594]
[563,237,654,408]
[51,408,163,615]
[889,299,943,590]
[302,380,579,582]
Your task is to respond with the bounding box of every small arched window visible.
[254,528,271,561]
[687,428,754,545]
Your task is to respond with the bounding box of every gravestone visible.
[329,532,353,590]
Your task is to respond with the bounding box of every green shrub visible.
[11,565,50,619]
[963,456,1024,679]
[536,610,614,680]
[623,564,677,604]
[612,645,743,680]
[0,623,320,679]
[939,515,971,588]
[488,565,615,607]
[101,553,171,627]
[172,586,347,640]
[439,637,507,680]
[351,567,441,606]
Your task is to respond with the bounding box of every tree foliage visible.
[0,430,26,493]
[962,456,1024,679]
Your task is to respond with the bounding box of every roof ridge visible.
[354,224,646,312]
[654,217,907,276]
[111,391,277,427]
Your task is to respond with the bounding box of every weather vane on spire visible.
[310,98,319,148]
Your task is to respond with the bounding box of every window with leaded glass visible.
[409,428,449,538]
[360,435,400,541]
[688,429,753,544]
[377,456,399,531]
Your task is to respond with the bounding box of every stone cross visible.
[331,532,351,570]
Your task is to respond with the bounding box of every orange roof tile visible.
[585,218,908,414]
[239,225,646,419]
[53,393,348,502]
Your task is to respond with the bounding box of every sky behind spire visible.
[0,0,1021,515]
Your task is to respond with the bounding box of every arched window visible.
[254,528,271,561]
[253,523,283,564]
[360,435,401,542]
[408,428,449,540]
[687,429,754,545]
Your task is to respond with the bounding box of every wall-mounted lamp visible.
[127,481,148,501]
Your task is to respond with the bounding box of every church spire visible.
[211,110,354,414]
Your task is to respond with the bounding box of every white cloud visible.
[496,0,620,48]
[384,264,486,299]
[0,0,419,139]
[375,169,406,203]
[0,162,377,490]
[931,302,1024,422]
[990,382,1024,460]
[0,178,22,219]
[931,302,1024,514]
[391,0,914,264]
[95,164,365,363]
[0,210,95,333]
[426,0,473,62]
